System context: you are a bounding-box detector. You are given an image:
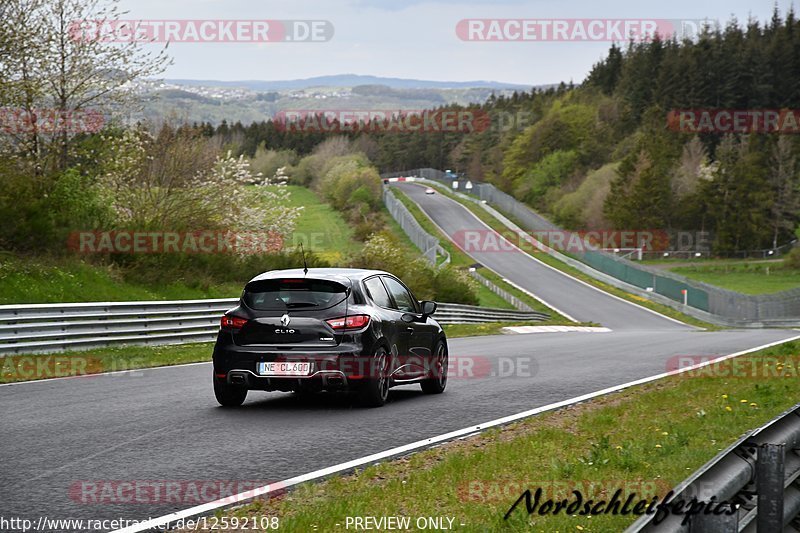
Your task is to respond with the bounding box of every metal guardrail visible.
[383,187,450,267]
[0,300,548,355]
[432,302,547,324]
[469,270,535,312]
[627,402,800,532]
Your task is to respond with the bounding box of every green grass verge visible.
[0,322,549,384]
[669,262,800,295]
[274,185,362,265]
[641,257,783,266]
[209,339,800,532]
[419,182,717,330]
[0,255,242,304]
[0,342,214,384]
[442,321,551,338]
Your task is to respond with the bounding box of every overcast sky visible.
[119,0,793,86]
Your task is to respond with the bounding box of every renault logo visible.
[280,314,291,327]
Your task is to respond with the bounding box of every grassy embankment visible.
[642,258,800,295]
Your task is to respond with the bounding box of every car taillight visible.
[220,315,248,330]
[326,315,371,330]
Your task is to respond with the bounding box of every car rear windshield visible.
[243,278,348,310]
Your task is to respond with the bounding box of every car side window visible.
[382,276,419,313]
[363,277,393,308]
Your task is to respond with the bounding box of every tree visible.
[702,135,771,251]
[768,136,800,248]
[1,0,170,173]
[671,137,710,199]
[586,43,624,94]
[604,107,680,230]
[0,0,48,168]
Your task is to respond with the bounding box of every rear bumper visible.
[213,335,378,392]
[219,367,352,391]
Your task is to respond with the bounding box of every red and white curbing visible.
[385,176,417,182]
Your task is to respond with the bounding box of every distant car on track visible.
[425,187,436,194]
[213,268,448,407]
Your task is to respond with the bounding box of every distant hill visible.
[134,76,555,126]
[163,74,538,91]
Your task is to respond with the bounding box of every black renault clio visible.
[212,268,448,407]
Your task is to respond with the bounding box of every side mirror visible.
[421,300,437,317]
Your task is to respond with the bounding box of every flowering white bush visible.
[100,127,301,247]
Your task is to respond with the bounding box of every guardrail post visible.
[756,443,785,532]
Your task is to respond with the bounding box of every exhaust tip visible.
[229,373,247,385]
[325,375,345,387]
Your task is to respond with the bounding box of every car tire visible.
[421,341,448,394]
[358,348,390,407]
[214,376,248,407]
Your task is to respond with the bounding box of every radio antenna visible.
[299,242,309,276]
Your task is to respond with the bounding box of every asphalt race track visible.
[1,184,797,530]
[397,182,690,331]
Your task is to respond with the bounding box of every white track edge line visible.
[425,182,695,329]
[399,183,577,322]
[111,333,800,533]
[501,277,578,323]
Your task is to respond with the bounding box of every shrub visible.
[354,233,478,304]
[249,145,297,181]
[513,149,579,206]
[784,247,800,270]
[551,163,617,229]
[312,154,383,239]
[99,127,301,237]
[0,161,55,250]
[0,158,116,252]
[433,267,480,305]
[48,168,116,232]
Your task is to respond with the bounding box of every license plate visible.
[257,362,312,376]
